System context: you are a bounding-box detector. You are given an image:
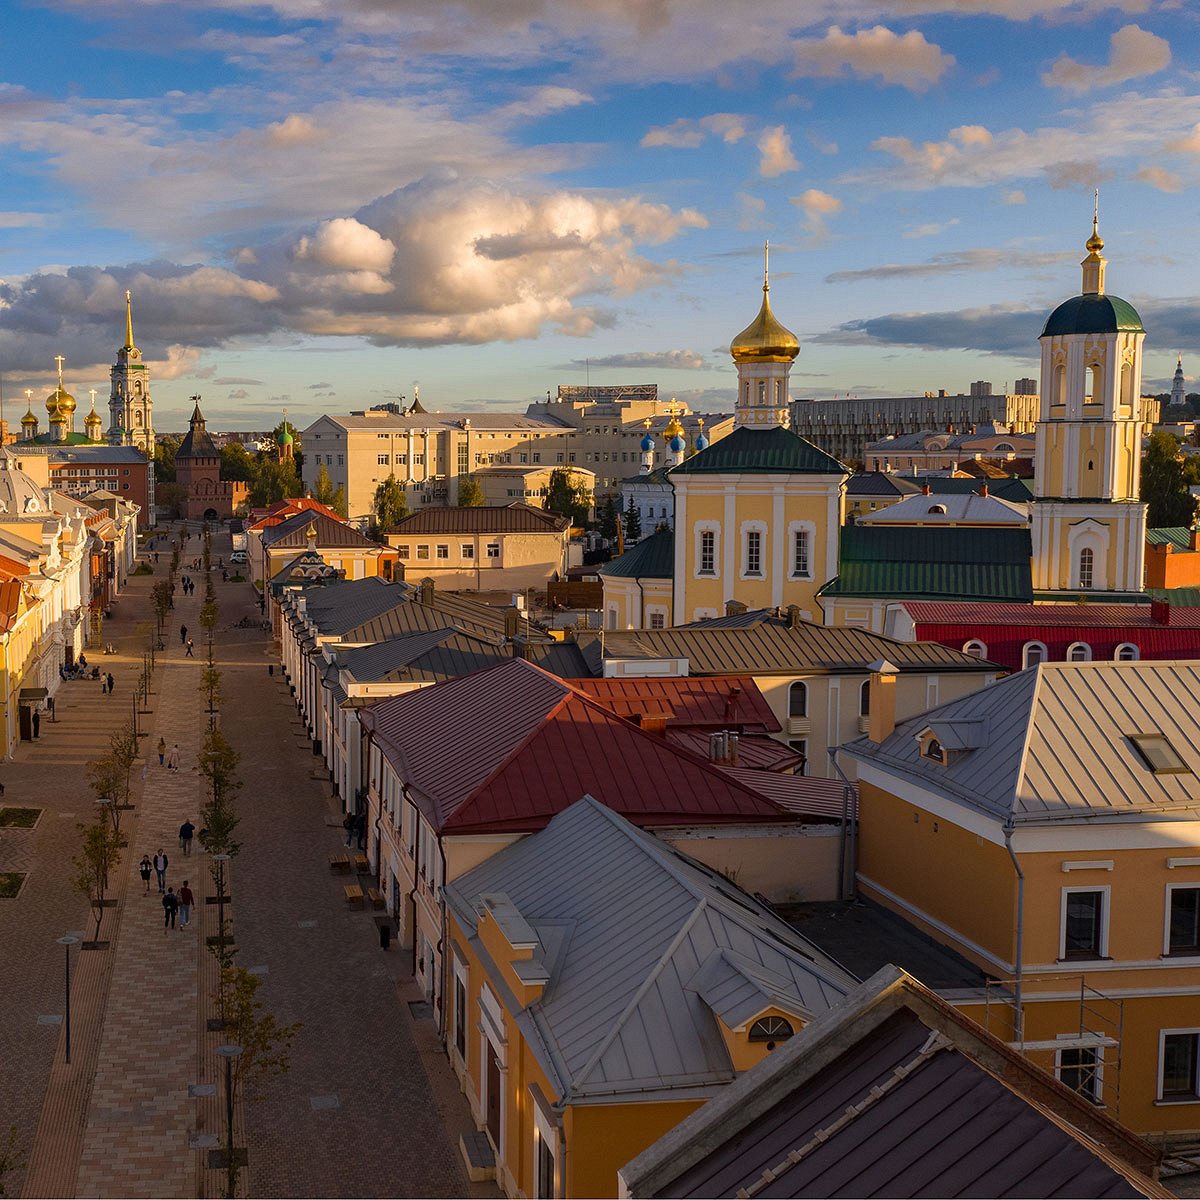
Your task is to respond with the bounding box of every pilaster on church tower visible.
[108,290,155,454]
[729,243,798,429]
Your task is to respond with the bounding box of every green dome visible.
[1041,293,1144,338]
[279,426,293,445]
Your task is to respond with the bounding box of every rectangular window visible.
[699,530,715,576]
[458,444,469,475]
[461,544,474,559]
[1169,887,1200,955]
[486,543,500,559]
[535,1130,556,1200]
[413,454,424,465]
[1162,1032,1200,1099]
[1058,1047,1102,1104]
[649,611,665,629]
[793,530,811,577]
[378,454,390,466]
[436,544,449,559]
[455,972,468,1059]
[532,453,540,464]
[789,740,807,776]
[557,453,563,463]
[745,530,762,576]
[1062,889,1105,960]
[416,545,430,560]
[338,455,344,466]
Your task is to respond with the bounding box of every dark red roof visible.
[902,601,1200,628]
[249,496,343,532]
[358,658,789,834]
[566,675,781,733]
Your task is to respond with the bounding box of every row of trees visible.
[1142,431,1200,528]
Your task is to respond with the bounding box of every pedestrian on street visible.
[153,848,168,892]
[179,819,195,856]
[178,880,194,928]
[157,737,166,765]
[355,811,366,851]
[139,855,152,893]
[153,551,159,564]
[106,673,115,694]
[32,709,40,738]
[162,887,179,932]
[185,638,194,658]
[167,743,180,771]
[180,624,187,645]
[343,811,354,848]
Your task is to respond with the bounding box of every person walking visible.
[157,737,166,765]
[343,811,354,848]
[185,638,194,658]
[153,848,168,893]
[179,819,195,856]
[100,675,107,695]
[355,810,366,851]
[162,887,179,932]
[178,880,194,929]
[139,854,153,894]
[106,673,115,694]
[167,743,180,771]
[32,709,39,739]
[180,624,188,646]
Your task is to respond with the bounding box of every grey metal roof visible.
[288,577,413,637]
[445,797,856,1104]
[262,510,379,550]
[620,967,1164,1199]
[339,595,513,644]
[845,660,1200,826]
[845,472,922,498]
[594,622,997,675]
[389,503,568,534]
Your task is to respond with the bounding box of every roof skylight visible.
[1129,733,1192,776]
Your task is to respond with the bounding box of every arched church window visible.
[134,411,142,426]
[757,381,766,405]
[788,681,807,718]
[1052,364,1066,407]
[1120,361,1134,409]
[1067,642,1092,662]
[1086,364,1102,404]
[1087,460,1094,472]
[1023,641,1047,670]
[1078,547,1094,589]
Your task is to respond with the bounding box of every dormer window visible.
[748,1015,793,1043]
[928,504,946,515]
[1130,733,1191,776]
[921,735,946,764]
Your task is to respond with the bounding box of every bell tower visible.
[1031,201,1147,595]
[729,243,798,430]
[108,290,154,454]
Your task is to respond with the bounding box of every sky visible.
[2,0,1200,433]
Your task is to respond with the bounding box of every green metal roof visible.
[822,525,1033,602]
[896,476,1033,502]
[669,425,846,476]
[1147,527,1194,550]
[1148,587,1200,606]
[598,529,674,579]
[1040,293,1144,337]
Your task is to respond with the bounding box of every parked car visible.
[230,550,248,564]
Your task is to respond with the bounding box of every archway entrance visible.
[203,508,219,521]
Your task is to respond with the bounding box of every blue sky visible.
[2,0,1199,432]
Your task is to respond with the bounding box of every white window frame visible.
[694,522,720,579]
[963,639,987,659]
[1158,1028,1200,1102]
[740,519,767,581]
[461,543,474,559]
[1060,884,1110,962]
[1022,640,1048,670]
[1115,643,1139,661]
[1067,641,1092,662]
[787,520,816,581]
[532,1099,560,1200]
[646,605,668,630]
[1164,883,1200,957]
[452,953,469,1063]
[1055,1036,1104,1106]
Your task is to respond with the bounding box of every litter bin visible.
[379,922,391,950]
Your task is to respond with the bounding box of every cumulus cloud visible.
[791,25,954,93]
[758,127,799,177]
[1134,165,1183,193]
[1001,190,1027,205]
[227,388,251,399]
[790,188,841,239]
[641,112,747,150]
[825,248,1071,285]
[564,350,711,371]
[0,172,709,377]
[1168,123,1200,155]
[1042,24,1170,93]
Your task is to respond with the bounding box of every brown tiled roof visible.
[389,503,569,535]
[566,675,780,733]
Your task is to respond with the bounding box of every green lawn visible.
[0,872,26,898]
[0,807,41,828]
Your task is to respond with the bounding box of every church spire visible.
[1081,190,1106,295]
[123,289,137,353]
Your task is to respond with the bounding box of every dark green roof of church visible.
[598,529,674,579]
[669,424,846,476]
[1041,293,1144,337]
[821,525,1033,602]
[25,432,106,446]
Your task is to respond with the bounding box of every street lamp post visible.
[216,1044,242,1197]
[56,935,79,1063]
[213,853,230,956]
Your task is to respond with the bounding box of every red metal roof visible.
[714,767,858,821]
[358,658,790,834]
[667,730,802,772]
[566,675,781,733]
[248,496,343,532]
[901,601,1200,629]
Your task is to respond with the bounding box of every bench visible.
[328,853,350,873]
[366,887,385,910]
[343,884,364,910]
[352,853,369,875]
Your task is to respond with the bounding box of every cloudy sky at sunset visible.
[2,0,1198,430]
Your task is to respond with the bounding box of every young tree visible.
[198,729,242,860]
[200,597,220,661]
[1141,431,1200,527]
[623,503,642,543]
[152,579,172,635]
[598,496,620,541]
[456,476,485,507]
[72,820,120,942]
[370,475,409,537]
[108,722,140,808]
[545,468,592,528]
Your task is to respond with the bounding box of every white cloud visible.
[1001,190,1027,205]
[791,25,955,93]
[642,112,746,149]
[1167,123,1200,155]
[758,126,799,177]
[1042,24,1171,93]
[293,217,397,272]
[790,188,841,238]
[0,212,49,228]
[565,350,711,370]
[736,192,769,231]
[700,113,746,144]
[902,218,960,238]
[1134,165,1183,193]
[265,114,321,146]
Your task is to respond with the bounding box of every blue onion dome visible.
[670,433,686,453]
[694,430,710,451]
[641,431,655,452]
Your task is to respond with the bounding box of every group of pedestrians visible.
[138,825,198,930]
[99,671,115,695]
[157,738,182,770]
[180,575,197,596]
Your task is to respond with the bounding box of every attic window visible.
[921,736,946,764]
[749,1015,794,1043]
[928,504,946,515]
[1130,733,1191,776]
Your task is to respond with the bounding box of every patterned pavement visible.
[0,528,493,1199]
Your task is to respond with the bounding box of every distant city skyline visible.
[2,1,1199,432]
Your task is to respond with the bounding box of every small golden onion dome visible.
[21,406,36,427]
[1086,220,1104,257]
[730,284,799,362]
[663,414,684,440]
[46,385,75,415]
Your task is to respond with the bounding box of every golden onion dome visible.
[730,281,799,362]
[663,414,684,440]
[21,406,36,427]
[46,385,75,415]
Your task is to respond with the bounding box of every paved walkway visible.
[2,527,494,1199]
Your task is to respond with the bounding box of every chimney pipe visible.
[787,605,801,629]
[1191,526,1200,552]
[979,483,988,498]
[867,658,899,744]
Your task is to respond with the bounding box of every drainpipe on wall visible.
[403,784,421,979]
[827,749,858,901]
[436,832,450,1041]
[1003,821,1025,1047]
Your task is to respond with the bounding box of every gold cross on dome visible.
[54,355,65,384]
